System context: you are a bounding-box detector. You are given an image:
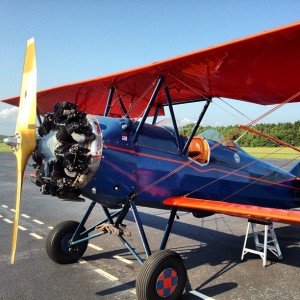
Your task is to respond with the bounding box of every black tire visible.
[46,220,88,264]
[136,250,187,300]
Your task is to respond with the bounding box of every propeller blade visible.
[11,38,37,264]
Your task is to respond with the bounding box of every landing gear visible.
[46,220,88,264]
[46,202,187,299]
[136,250,187,300]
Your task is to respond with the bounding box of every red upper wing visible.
[2,22,300,116]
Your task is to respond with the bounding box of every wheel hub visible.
[156,268,178,298]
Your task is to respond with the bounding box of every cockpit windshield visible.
[199,129,225,145]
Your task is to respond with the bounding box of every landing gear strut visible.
[46,201,187,299]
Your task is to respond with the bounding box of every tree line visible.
[0,135,7,143]
[1,121,300,147]
[181,121,300,147]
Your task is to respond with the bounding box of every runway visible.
[1,152,300,299]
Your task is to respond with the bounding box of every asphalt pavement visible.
[1,153,300,299]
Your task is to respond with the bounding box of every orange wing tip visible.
[164,197,300,225]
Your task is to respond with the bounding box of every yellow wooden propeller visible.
[10,38,37,264]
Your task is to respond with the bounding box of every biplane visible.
[3,22,300,300]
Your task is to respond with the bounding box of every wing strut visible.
[182,99,211,154]
[164,85,183,154]
[132,76,164,143]
[104,86,115,117]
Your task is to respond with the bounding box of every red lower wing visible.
[163,197,300,225]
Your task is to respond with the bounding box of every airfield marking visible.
[21,214,31,219]
[95,268,118,281]
[190,290,215,300]
[2,208,143,296]
[0,202,144,296]
[3,218,13,224]
[18,226,27,231]
[88,243,103,251]
[1,211,203,300]
[78,259,87,264]
[33,219,44,225]
[30,233,43,240]
[113,255,133,265]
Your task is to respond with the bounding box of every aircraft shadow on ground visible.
[87,210,300,298]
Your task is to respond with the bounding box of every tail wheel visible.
[136,250,187,300]
[46,220,88,264]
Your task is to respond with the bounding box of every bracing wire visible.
[135,77,300,197]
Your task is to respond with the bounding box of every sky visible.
[0,1,300,135]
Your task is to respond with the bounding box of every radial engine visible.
[32,102,102,200]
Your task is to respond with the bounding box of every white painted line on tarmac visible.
[190,290,215,300]
[95,268,118,281]
[10,208,16,212]
[1,205,8,208]
[3,218,13,224]
[48,226,54,229]
[18,226,27,231]
[78,259,87,264]
[21,214,30,219]
[0,214,3,218]
[30,233,43,240]
[88,243,103,251]
[131,289,136,294]
[113,255,133,264]
[33,219,44,225]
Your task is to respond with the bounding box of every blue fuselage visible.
[82,117,300,210]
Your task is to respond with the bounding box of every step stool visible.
[241,219,283,267]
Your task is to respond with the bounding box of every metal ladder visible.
[241,220,283,267]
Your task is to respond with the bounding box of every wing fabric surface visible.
[164,197,300,225]
[2,22,300,117]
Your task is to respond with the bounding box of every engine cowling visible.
[32,102,102,200]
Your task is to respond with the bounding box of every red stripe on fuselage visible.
[105,144,299,191]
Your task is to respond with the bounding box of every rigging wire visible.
[184,147,287,198]
[135,78,300,197]
[123,78,159,119]
[221,154,300,202]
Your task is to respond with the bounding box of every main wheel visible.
[136,250,187,300]
[46,220,88,264]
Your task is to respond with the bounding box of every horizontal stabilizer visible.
[164,197,300,225]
